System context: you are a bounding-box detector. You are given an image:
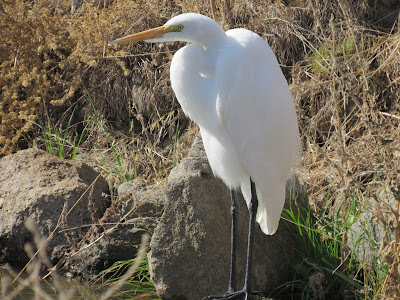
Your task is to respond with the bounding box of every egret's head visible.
[108,13,226,48]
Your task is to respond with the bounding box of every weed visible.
[310,45,331,74]
[276,199,360,298]
[97,252,157,298]
[19,107,89,159]
[276,191,393,299]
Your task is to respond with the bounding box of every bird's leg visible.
[203,180,258,300]
[228,189,239,293]
[204,190,239,300]
[243,178,258,296]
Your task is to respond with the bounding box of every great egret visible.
[109,13,300,300]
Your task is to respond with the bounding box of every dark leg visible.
[243,179,258,296]
[228,190,239,293]
[204,179,258,300]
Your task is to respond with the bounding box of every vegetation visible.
[278,195,377,299]
[1,0,400,298]
[96,252,157,298]
[0,219,154,299]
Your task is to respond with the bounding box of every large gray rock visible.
[0,149,109,267]
[65,180,166,278]
[148,136,305,299]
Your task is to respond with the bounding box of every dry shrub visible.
[0,0,197,182]
[0,0,71,156]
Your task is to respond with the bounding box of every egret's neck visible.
[170,44,219,132]
[185,19,228,51]
[200,33,228,52]
[169,17,228,131]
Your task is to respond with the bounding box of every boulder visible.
[65,180,166,277]
[0,148,109,267]
[148,135,305,300]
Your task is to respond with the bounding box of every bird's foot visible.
[203,289,253,300]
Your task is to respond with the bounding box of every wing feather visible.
[216,29,300,234]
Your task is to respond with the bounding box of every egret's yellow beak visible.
[108,25,170,46]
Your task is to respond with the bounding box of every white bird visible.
[109,13,300,300]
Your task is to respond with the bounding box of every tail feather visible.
[255,186,285,235]
[240,179,285,235]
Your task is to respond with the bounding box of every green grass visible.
[272,190,389,300]
[19,107,90,159]
[310,36,357,74]
[97,251,158,299]
[310,45,331,73]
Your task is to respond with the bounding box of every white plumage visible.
[109,13,300,235]
[165,14,300,235]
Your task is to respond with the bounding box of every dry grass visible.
[0,0,199,185]
[1,0,400,298]
[0,219,151,299]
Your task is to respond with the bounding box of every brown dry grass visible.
[1,0,400,297]
[0,0,199,185]
[0,218,151,299]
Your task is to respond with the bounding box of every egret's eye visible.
[165,24,184,33]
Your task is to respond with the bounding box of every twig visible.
[210,0,217,21]
[379,111,400,121]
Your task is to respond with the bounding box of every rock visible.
[65,180,166,277]
[0,149,109,268]
[118,180,166,217]
[348,186,397,262]
[148,135,305,300]
[65,217,157,278]
[187,134,207,158]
